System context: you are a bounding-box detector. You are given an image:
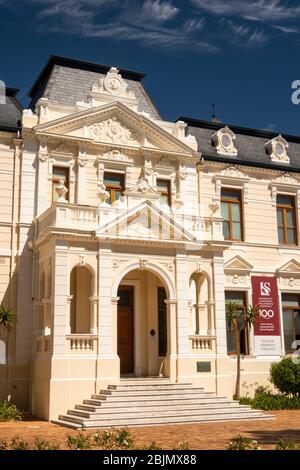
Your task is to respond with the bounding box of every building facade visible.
[0,56,299,421]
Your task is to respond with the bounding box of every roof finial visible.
[212,103,215,120]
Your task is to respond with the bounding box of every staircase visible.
[53,378,273,429]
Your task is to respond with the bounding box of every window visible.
[276,195,297,245]
[157,287,168,356]
[104,172,125,204]
[282,294,300,353]
[221,189,243,241]
[157,179,171,207]
[225,291,249,355]
[52,166,69,202]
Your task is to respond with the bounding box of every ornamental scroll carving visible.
[89,118,140,146]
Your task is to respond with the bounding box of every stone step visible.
[92,389,212,399]
[76,399,237,412]
[108,383,194,391]
[68,404,254,419]
[100,387,206,396]
[84,395,228,406]
[59,411,272,428]
[51,419,82,430]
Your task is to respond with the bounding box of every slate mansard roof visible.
[28,55,161,120]
[180,117,300,173]
[0,88,22,132]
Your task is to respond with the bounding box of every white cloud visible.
[191,0,300,22]
[183,18,205,33]
[141,0,179,22]
[272,24,298,33]
[220,19,268,47]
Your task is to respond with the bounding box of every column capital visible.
[164,298,177,305]
[111,296,120,305]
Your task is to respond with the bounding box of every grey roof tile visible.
[187,123,300,171]
[43,65,161,120]
[0,89,22,130]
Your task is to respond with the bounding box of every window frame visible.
[104,171,125,205]
[156,178,172,207]
[221,188,243,241]
[225,290,249,356]
[276,194,297,246]
[281,293,300,354]
[52,166,69,202]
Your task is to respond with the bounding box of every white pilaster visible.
[175,252,189,355]
[97,245,115,356]
[76,146,88,205]
[212,254,227,356]
[52,241,68,355]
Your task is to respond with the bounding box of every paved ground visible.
[0,411,299,450]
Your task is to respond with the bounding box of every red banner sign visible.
[252,276,280,336]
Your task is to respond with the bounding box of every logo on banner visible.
[260,281,271,296]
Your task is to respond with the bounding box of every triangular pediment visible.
[224,255,253,272]
[276,259,300,275]
[33,102,196,156]
[97,200,197,243]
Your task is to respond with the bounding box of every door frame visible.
[119,280,142,376]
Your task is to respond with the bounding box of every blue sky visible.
[1,0,300,134]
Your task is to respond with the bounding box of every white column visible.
[175,252,189,355]
[165,299,177,382]
[52,241,69,355]
[212,254,227,355]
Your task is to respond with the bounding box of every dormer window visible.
[211,126,237,156]
[265,135,289,163]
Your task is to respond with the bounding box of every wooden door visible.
[117,285,134,374]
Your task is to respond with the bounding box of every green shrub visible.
[276,439,300,450]
[0,401,22,422]
[139,442,163,450]
[66,432,91,450]
[0,440,7,450]
[270,358,300,397]
[227,435,261,450]
[33,438,60,450]
[240,386,300,410]
[93,429,134,450]
[10,437,30,450]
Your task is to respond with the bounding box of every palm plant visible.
[0,305,16,401]
[225,300,260,400]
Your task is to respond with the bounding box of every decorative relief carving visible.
[89,118,140,146]
[279,277,300,288]
[79,254,86,266]
[101,149,133,162]
[139,258,148,269]
[52,142,74,156]
[161,262,174,272]
[225,274,248,286]
[265,135,290,163]
[218,166,246,179]
[98,184,110,204]
[274,173,298,185]
[157,156,177,168]
[91,67,135,98]
[211,126,237,156]
[127,167,158,196]
[55,179,68,202]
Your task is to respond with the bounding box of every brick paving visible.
[0,411,299,450]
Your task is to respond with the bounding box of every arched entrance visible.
[116,268,170,377]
